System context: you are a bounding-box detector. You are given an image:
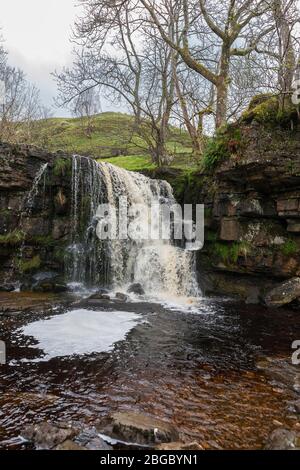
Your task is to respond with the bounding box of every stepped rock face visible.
[0,142,72,287]
[151,124,300,305]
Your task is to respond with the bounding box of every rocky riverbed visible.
[0,292,300,450]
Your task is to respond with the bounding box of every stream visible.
[0,291,300,450]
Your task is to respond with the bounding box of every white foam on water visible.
[21,309,142,361]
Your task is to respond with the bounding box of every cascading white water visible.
[23,163,48,213]
[67,155,200,301]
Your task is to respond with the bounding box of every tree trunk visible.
[216,46,230,128]
[274,0,296,111]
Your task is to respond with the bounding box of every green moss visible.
[53,157,72,177]
[19,255,41,273]
[0,230,25,246]
[280,240,298,256]
[29,235,55,246]
[242,95,298,128]
[211,241,251,265]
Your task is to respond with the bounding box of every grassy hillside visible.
[35,112,195,171]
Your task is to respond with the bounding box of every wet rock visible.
[220,218,240,241]
[76,429,112,450]
[21,422,77,450]
[127,283,145,296]
[156,442,204,450]
[21,271,69,293]
[287,219,300,233]
[264,429,300,450]
[115,292,128,302]
[0,284,15,292]
[20,217,50,237]
[55,440,86,451]
[264,277,300,307]
[52,218,70,240]
[245,287,260,305]
[293,400,300,413]
[101,412,179,446]
[89,292,111,300]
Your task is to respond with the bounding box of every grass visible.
[101,155,156,172]
[30,112,193,165]
[18,255,41,273]
[280,239,298,256]
[212,241,251,265]
[0,230,25,246]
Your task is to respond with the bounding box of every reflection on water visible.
[21,309,143,360]
[0,294,300,449]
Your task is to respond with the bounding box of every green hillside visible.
[34,112,195,171]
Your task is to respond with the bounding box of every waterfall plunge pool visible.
[1,293,300,450]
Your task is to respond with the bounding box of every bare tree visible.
[55,4,177,166]
[0,39,48,143]
[71,87,101,137]
[137,0,275,127]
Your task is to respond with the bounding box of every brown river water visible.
[0,292,300,450]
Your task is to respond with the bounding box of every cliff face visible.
[0,143,72,289]
[153,122,300,303]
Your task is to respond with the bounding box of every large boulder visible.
[264,277,300,307]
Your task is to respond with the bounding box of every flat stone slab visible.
[101,412,179,446]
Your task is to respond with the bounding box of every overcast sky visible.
[0,0,82,117]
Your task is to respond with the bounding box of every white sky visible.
[0,0,81,116]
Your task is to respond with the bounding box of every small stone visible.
[272,420,283,427]
[115,292,128,302]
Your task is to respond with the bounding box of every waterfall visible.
[23,163,49,213]
[66,155,200,300]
